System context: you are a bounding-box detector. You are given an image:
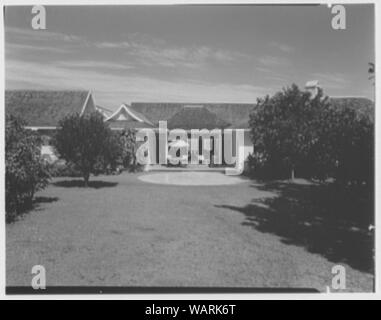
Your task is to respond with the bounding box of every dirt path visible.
[6,173,373,292]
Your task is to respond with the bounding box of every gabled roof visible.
[167,105,230,130]
[131,102,254,128]
[108,120,154,130]
[95,105,113,118]
[6,90,374,132]
[5,90,93,127]
[104,103,154,129]
[131,97,374,129]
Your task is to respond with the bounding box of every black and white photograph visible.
[2,2,377,296]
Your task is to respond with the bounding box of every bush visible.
[118,129,142,172]
[249,84,328,180]
[248,84,374,186]
[90,128,141,174]
[53,112,122,186]
[6,114,50,222]
[310,105,374,186]
[244,152,284,180]
[47,160,82,177]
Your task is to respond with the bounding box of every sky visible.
[4,4,375,110]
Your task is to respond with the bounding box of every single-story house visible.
[5,81,374,166]
[5,90,99,162]
[5,90,98,130]
[127,102,255,164]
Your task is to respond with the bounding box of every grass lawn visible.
[6,172,374,292]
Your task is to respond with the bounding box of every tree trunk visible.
[291,168,295,180]
[83,172,90,187]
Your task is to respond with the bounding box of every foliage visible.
[47,160,82,177]
[53,113,141,183]
[53,112,120,186]
[92,128,140,174]
[119,128,141,171]
[5,114,50,221]
[249,84,329,179]
[308,105,374,185]
[248,84,373,186]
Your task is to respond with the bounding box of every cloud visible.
[258,55,290,67]
[93,34,251,69]
[6,27,252,71]
[5,27,87,56]
[255,65,291,84]
[311,72,350,89]
[6,42,69,53]
[4,28,264,105]
[94,41,131,49]
[265,75,290,82]
[56,60,134,70]
[130,44,251,69]
[6,58,268,107]
[5,26,83,43]
[269,42,295,53]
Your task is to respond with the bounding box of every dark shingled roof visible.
[131,102,254,128]
[5,90,90,127]
[132,98,374,128]
[6,90,374,130]
[96,105,113,117]
[125,104,154,126]
[108,120,154,130]
[167,105,230,130]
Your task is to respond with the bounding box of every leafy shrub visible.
[53,112,122,186]
[309,105,374,185]
[6,114,50,222]
[118,129,143,172]
[248,84,374,186]
[47,160,82,177]
[53,113,142,183]
[249,84,328,179]
[243,152,282,179]
[91,128,141,174]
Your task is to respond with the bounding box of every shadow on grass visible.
[7,196,60,224]
[52,180,118,189]
[216,181,374,274]
[34,196,59,204]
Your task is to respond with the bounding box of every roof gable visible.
[105,103,154,129]
[95,105,113,118]
[5,90,92,127]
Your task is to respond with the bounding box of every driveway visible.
[6,172,373,292]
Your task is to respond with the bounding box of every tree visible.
[94,132,124,174]
[54,112,118,186]
[119,129,139,170]
[248,84,373,186]
[249,84,330,179]
[93,128,139,174]
[309,104,373,185]
[6,114,50,221]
